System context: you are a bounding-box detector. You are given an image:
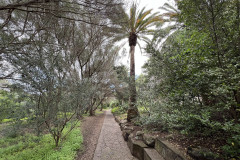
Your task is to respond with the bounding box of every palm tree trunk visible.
[127,45,139,122]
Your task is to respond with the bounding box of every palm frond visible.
[162,12,178,20]
[159,6,175,13]
[136,12,163,32]
[130,3,137,32]
[138,36,151,44]
[136,41,143,55]
[135,9,153,29]
[112,3,165,44]
[159,2,180,22]
[162,3,179,13]
[153,25,178,50]
[112,33,129,43]
[137,16,164,33]
[137,7,146,19]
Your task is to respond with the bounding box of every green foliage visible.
[111,107,121,114]
[0,0,121,147]
[110,101,120,108]
[0,90,28,122]
[113,65,129,104]
[144,27,240,133]
[111,103,128,115]
[138,0,240,158]
[113,65,128,82]
[139,114,162,130]
[1,119,12,123]
[223,135,240,159]
[100,104,109,110]
[0,121,82,160]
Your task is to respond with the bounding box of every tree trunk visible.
[127,45,139,121]
[55,135,60,147]
[89,106,95,116]
[89,98,96,116]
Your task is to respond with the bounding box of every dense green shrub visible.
[137,0,240,158]
[111,107,121,114]
[111,103,128,115]
[101,103,109,109]
[110,101,119,108]
[223,135,240,159]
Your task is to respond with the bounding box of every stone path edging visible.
[114,114,189,160]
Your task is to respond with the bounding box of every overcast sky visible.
[117,0,173,75]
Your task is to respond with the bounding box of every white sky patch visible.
[116,0,175,76]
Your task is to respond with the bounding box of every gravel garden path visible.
[93,110,136,160]
[76,111,106,160]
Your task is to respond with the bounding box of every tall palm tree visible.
[115,3,163,121]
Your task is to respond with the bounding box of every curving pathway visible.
[93,110,137,160]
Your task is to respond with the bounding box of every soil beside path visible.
[93,110,137,160]
[76,111,106,160]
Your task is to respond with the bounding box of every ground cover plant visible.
[0,121,82,160]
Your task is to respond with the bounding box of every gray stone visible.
[135,136,142,140]
[115,117,120,124]
[124,125,134,131]
[135,131,144,140]
[175,156,185,160]
[120,119,127,124]
[120,123,125,130]
[165,134,174,140]
[155,138,187,160]
[128,137,148,160]
[122,129,132,141]
[187,147,219,160]
[120,123,132,131]
[128,133,134,139]
[143,134,156,147]
[136,131,144,136]
[144,148,164,160]
[122,131,128,141]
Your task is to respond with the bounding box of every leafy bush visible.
[111,103,128,115]
[111,107,121,114]
[1,119,13,123]
[0,90,29,123]
[222,135,240,159]
[110,101,119,108]
[139,114,164,130]
[101,104,109,109]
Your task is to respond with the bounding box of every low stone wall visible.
[113,115,189,160]
[155,138,186,160]
[144,148,165,160]
[127,137,148,160]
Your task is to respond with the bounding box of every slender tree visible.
[115,3,163,121]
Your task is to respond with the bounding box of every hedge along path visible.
[93,110,137,160]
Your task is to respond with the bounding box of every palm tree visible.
[115,3,163,121]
